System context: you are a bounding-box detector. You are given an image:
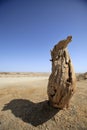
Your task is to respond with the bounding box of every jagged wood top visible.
[53,36,72,51]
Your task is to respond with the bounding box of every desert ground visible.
[0,73,87,130]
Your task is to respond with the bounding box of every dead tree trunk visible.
[47,36,76,109]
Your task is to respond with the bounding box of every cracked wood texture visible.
[47,36,76,109]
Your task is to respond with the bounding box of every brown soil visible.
[0,73,87,130]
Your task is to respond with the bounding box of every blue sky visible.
[0,0,87,72]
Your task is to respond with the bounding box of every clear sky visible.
[0,0,87,72]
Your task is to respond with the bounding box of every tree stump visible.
[47,36,76,109]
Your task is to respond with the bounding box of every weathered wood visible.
[47,36,76,109]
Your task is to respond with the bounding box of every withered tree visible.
[47,36,76,109]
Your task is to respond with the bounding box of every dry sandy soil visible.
[0,73,87,130]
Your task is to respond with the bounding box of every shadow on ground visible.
[2,99,60,126]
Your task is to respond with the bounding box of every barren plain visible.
[0,73,87,130]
